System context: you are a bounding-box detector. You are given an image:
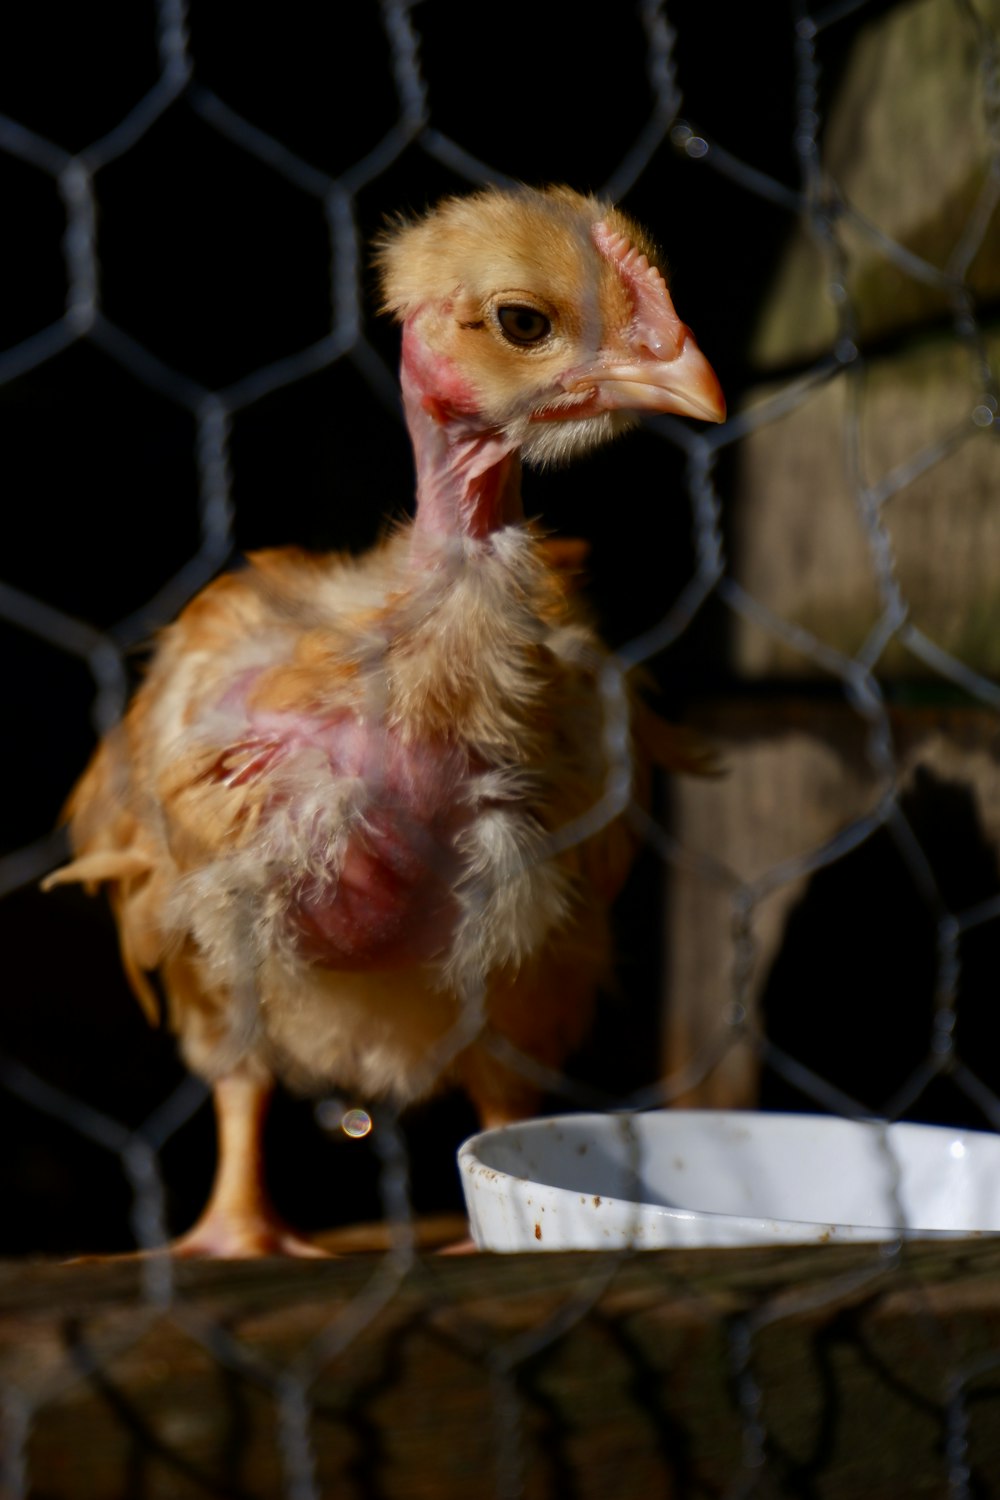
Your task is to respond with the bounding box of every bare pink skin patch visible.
[401,319,481,419]
[294,796,465,970]
[400,320,523,544]
[206,696,476,969]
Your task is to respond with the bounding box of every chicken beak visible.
[569,331,726,424]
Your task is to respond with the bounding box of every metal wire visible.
[2,0,1000,1494]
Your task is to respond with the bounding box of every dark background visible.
[4,0,992,1256]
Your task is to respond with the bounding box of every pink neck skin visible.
[401,319,523,552]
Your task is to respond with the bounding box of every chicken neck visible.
[401,321,523,548]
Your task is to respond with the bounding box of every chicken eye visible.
[497,305,551,345]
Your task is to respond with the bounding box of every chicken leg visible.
[172,1074,327,1258]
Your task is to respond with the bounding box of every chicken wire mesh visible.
[2,0,1000,1493]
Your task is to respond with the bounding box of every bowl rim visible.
[458,1109,1000,1241]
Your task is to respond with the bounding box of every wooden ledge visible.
[3,1237,999,1497]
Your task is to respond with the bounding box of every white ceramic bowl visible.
[458,1110,1000,1250]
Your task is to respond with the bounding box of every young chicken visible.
[44,184,724,1256]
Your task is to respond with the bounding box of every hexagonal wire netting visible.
[2,0,1000,1494]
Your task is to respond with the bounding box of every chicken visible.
[43,184,724,1256]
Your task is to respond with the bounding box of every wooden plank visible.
[662,698,1000,1109]
[729,0,1000,678]
[752,0,1000,367]
[3,1239,1000,1497]
[731,333,1000,680]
